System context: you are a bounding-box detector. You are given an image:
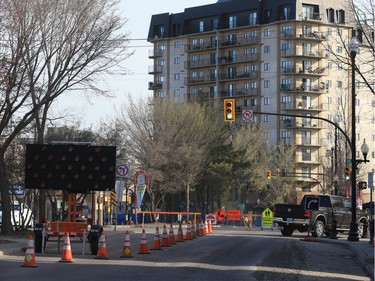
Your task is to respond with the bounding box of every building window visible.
[281,25,292,35]
[337,28,342,36]
[327,8,334,23]
[251,47,257,54]
[199,21,204,32]
[264,63,270,71]
[264,80,270,88]
[282,6,291,20]
[336,46,343,53]
[244,48,249,56]
[264,29,270,36]
[264,46,270,53]
[251,64,257,72]
[250,98,257,106]
[228,84,236,96]
[249,11,257,25]
[229,16,237,28]
[174,57,180,65]
[244,82,249,90]
[191,88,198,95]
[264,115,270,122]
[174,41,180,48]
[264,97,270,105]
[174,89,180,97]
[337,10,345,24]
[302,148,311,161]
[327,97,332,104]
[174,73,180,81]
[337,81,342,88]
[251,82,257,89]
[158,91,165,98]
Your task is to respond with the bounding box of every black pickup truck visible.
[273,195,369,237]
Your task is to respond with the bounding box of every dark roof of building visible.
[147,0,298,40]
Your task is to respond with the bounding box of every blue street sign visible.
[11,184,25,197]
[368,172,374,190]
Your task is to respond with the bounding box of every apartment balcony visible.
[282,31,326,41]
[218,70,258,81]
[218,53,259,65]
[281,101,326,112]
[148,81,163,90]
[281,66,328,76]
[148,49,163,58]
[281,48,325,59]
[148,65,163,74]
[220,88,258,98]
[281,118,323,129]
[281,137,321,147]
[298,12,323,21]
[280,83,327,94]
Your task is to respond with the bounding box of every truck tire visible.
[312,221,324,238]
[281,226,294,236]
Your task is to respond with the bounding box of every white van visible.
[0,202,34,228]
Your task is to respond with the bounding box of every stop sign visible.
[205,213,217,225]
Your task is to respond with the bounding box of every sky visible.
[54,0,216,128]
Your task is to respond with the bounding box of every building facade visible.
[147,0,374,201]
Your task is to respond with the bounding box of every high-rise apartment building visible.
[147,0,374,201]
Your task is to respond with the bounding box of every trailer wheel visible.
[90,237,99,255]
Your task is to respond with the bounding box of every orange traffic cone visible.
[205,220,209,235]
[138,229,151,254]
[200,222,205,236]
[168,224,176,245]
[195,222,201,237]
[151,227,162,250]
[176,223,185,242]
[59,232,74,263]
[21,233,38,267]
[120,230,134,258]
[185,223,192,240]
[191,222,196,239]
[208,219,213,234]
[161,225,170,247]
[95,230,108,259]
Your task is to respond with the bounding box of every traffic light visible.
[266,169,272,180]
[358,181,367,189]
[224,99,235,122]
[345,167,351,181]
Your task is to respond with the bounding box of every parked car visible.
[0,202,34,229]
[273,195,369,237]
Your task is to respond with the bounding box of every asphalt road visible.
[0,225,373,281]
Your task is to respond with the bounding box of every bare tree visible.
[112,97,224,215]
[324,0,374,95]
[0,0,132,234]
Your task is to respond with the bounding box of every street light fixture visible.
[348,36,360,242]
[360,139,369,162]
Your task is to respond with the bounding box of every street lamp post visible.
[334,115,339,195]
[348,37,359,242]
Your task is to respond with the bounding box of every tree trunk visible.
[0,154,12,234]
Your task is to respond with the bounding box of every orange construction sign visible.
[227,209,241,221]
[214,208,227,222]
